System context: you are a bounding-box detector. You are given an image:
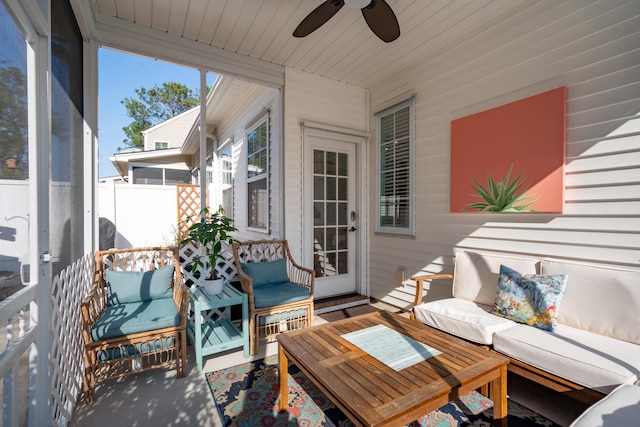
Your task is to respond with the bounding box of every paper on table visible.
[341,324,442,371]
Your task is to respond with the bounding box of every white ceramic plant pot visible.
[203,278,224,295]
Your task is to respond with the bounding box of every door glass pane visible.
[326,176,336,200]
[313,176,324,199]
[326,228,336,251]
[338,153,347,176]
[326,151,336,175]
[326,202,336,226]
[313,150,324,174]
[325,252,337,277]
[0,3,30,285]
[338,178,347,200]
[312,148,349,277]
[313,202,324,226]
[338,202,348,225]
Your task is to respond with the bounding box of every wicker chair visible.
[232,240,315,355]
[80,247,189,403]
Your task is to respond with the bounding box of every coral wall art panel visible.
[450,87,566,213]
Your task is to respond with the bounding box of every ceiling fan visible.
[293,0,400,43]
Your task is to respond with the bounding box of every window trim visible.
[246,113,269,232]
[154,140,169,150]
[374,97,415,236]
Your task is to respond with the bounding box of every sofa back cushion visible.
[106,265,174,305]
[453,251,539,306]
[541,258,640,344]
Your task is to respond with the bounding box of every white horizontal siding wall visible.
[368,0,640,308]
[214,85,282,239]
[283,68,367,265]
[143,109,199,150]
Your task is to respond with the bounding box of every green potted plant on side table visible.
[180,206,237,295]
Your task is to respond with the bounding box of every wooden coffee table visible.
[278,310,509,427]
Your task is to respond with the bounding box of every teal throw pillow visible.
[491,264,568,331]
[106,265,174,305]
[240,258,289,287]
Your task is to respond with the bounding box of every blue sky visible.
[98,48,216,177]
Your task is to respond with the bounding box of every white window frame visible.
[246,113,269,231]
[154,140,169,150]
[375,97,415,236]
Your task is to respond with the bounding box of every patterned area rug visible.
[206,355,560,427]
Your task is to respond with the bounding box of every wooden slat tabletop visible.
[278,310,509,427]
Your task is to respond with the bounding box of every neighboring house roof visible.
[110,147,190,177]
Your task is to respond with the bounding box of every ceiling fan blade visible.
[361,0,400,42]
[293,0,345,38]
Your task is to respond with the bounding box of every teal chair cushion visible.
[240,258,289,288]
[105,265,174,305]
[90,298,180,341]
[253,281,310,308]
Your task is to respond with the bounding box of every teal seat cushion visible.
[91,298,181,341]
[106,265,174,305]
[253,281,310,308]
[241,259,288,288]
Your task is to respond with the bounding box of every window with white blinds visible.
[246,114,269,230]
[376,98,415,235]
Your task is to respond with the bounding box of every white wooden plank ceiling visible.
[91,0,554,88]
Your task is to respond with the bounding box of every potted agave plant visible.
[180,206,237,295]
[464,164,538,212]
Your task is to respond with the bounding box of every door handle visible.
[349,226,357,232]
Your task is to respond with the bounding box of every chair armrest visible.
[287,261,315,294]
[172,271,190,328]
[409,274,454,320]
[80,281,106,344]
[240,268,263,303]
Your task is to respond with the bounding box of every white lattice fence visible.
[178,241,237,287]
[50,253,94,427]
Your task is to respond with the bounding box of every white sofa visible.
[569,384,640,427]
[410,251,640,404]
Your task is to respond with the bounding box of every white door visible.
[304,129,360,299]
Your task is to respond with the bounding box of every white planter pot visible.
[203,278,224,295]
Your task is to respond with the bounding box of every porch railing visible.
[0,284,36,426]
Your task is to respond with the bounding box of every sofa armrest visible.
[409,274,453,320]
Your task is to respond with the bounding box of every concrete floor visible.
[69,303,589,427]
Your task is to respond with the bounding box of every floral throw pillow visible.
[491,264,568,331]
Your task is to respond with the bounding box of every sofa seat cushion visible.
[413,298,516,345]
[253,281,310,308]
[493,324,640,393]
[568,384,640,427]
[91,298,181,341]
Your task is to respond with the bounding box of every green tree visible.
[0,64,28,179]
[121,82,201,150]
